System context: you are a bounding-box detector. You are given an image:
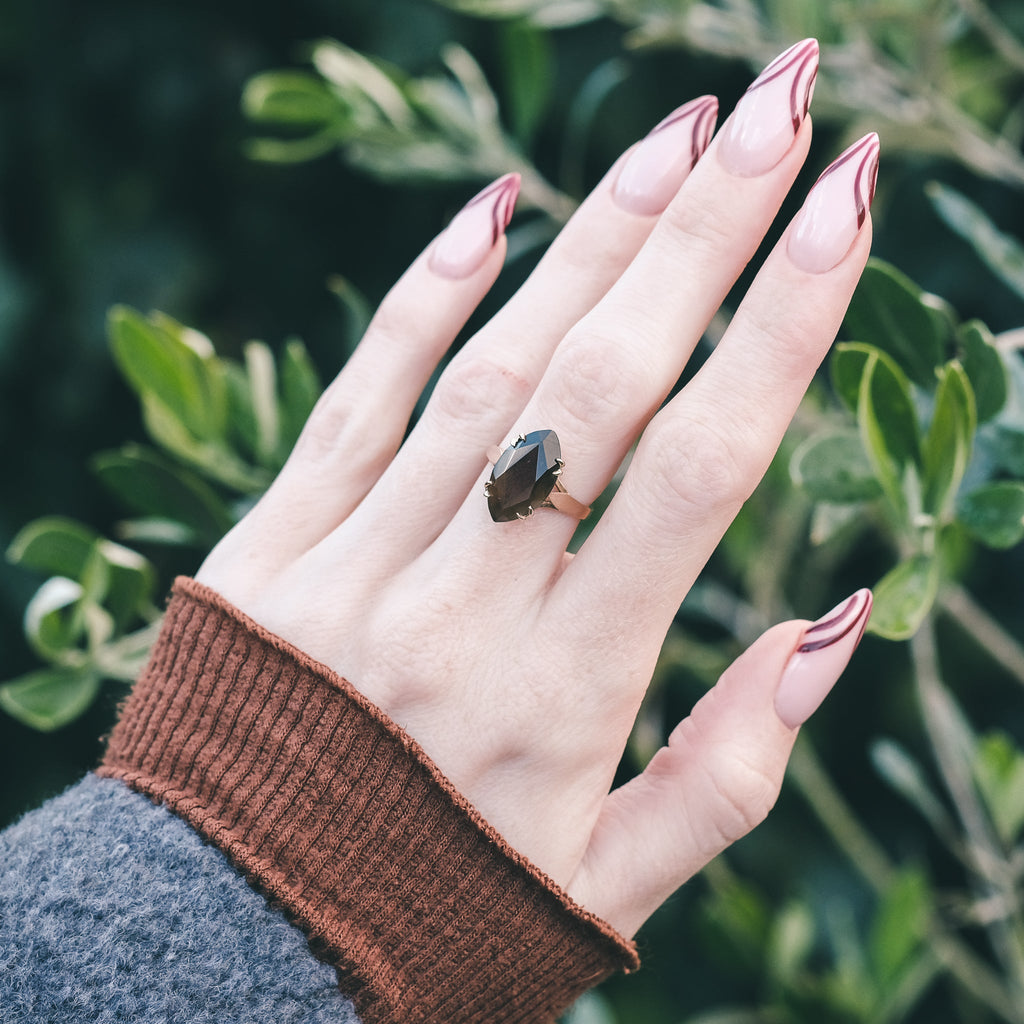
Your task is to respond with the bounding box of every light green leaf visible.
[108,306,227,443]
[244,341,280,466]
[958,481,1024,549]
[766,901,814,986]
[974,732,1024,845]
[23,577,85,661]
[869,869,931,988]
[958,320,1008,423]
[844,260,948,388]
[279,338,322,452]
[870,738,955,840]
[922,362,976,519]
[831,342,870,413]
[927,182,1024,301]
[6,516,98,577]
[868,554,940,640]
[0,666,103,732]
[241,71,345,128]
[790,431,884,503]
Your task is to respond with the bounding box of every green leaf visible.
[766,901,814,987]
[0,666,103,732]
[973,732,1024,845]
[868,555,940,640]
[844,260,947,388]
[245,341,280,467]
[790,431,884,503]
[958,481,1024,549]
[870,738,955,840]
[6,516,98,577]
[927,182,1024,302]
[241,71,345,128]
[831,342,871,413]
[869,869,931,988]
[857,347,922,513]
[499,19,554,146]
[279,338,322,452]
[922,362,976,519]
[23,577,86,660]
[108,306,227,443]
[957,320,1007,423]
[92,444,235,545]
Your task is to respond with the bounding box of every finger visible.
[435,41,820,571]
[568,590,871,937]
[199,175,520,586]
[563,133,879,646]
[322,97,719,565]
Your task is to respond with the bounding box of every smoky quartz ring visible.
[484,429,591,523]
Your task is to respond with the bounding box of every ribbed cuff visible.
[99,578,638,1024]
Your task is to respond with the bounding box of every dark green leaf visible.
[868,555,939,640]
[279,339,322,452]
[974,732,1024,845]
[922,362,975,519]
[844,260,947,388]
[0,666,103,732]
[499,20,553,146]
[92,444,235,545]
[957,320,1007,422]
[958,481,1024,549]
[858,347,922,513]
[790,431,883,503]
[927,182,1024,302]
[6,517,98,577]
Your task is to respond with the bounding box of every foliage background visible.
[3,0,1024,1020]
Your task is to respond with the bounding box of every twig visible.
[940,585,1024,689]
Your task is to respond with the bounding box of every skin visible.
[196,97,873,941]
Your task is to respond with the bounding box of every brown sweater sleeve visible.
[98,577,638,1024]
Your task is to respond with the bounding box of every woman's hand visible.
[196,38,876,939]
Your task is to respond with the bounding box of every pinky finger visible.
[569,589,871,938]
[207,174,520,577]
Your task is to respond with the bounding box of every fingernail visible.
[774,589,872,729]
[613,96,718,215]
[718,38,819,177]
[428,172,521,279]
[788,133,880,274]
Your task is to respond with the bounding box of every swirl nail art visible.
[796,589,872,653]
[775,589,873,729]
[718,38,819,177]
[788,132,880,274]
[613,95,719,215]
[429,172,521,280]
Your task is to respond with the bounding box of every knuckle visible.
[705,752,783,843]
[545,325,650,431]
[641,412,757,522]
[427,350,533,428]
[659,189,736,257]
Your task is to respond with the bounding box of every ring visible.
[484,429,591,523]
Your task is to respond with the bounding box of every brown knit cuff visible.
[98,578,638,1023]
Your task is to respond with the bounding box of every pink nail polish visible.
[788,133,880,274]
[718,38,819,177]
[613,96,718,215]
[774,589,872,729]
[428,173,521,279]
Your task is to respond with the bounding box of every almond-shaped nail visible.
[774,589,872,729]
[788,133,879,274]
[613,96,718,215]
[428,172,521,279]
[718,38,819,177]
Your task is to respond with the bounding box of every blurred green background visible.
[4,0,1024,1021]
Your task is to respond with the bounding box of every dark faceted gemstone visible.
[487,430,562,522]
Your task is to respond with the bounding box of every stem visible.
[911,617,1024,1011]
[953,0,1024,75]
[940,585,1024,689]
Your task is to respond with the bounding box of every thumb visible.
[569,589,871,938]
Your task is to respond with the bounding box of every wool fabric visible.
[98,577,639,1023]
[0,774,360,1024]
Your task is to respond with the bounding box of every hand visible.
[197,39,876,939]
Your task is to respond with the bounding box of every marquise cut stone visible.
[487,430,562,522]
